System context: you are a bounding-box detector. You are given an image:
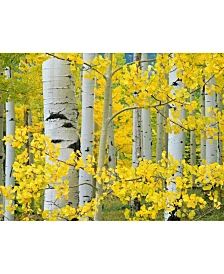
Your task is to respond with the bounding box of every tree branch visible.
[112,58,156,77]
[46,53,106,80]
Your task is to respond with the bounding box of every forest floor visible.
[102,197,224,221]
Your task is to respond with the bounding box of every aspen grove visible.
[1,53,224,221]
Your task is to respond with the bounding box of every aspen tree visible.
[217,93,223,164]
[165,64,185,221]
[42,58,79,210]
[190,93,196,165]
[156,108,164,162]
[163,104,169,155]
[24,108,33,164]
[0,101,3,207]
[79,53,95,206]
[200,84,206,163]
[141,53,152,160]
[94,53,112,221]
[108,73,116,168]
[132,53,142,167]
[205,78,218,164]
[4,67,15,221]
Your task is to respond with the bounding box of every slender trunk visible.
[141,53,152,160]
[141,108,152,159]
[132,53,142,167]
[24,108,34,164]
[4,100,15,221]
[79,53,95,206]
[165,65,185,221]
[190,93,196,165]
[132,108,142,167]
[164,104,169,155]
[217,93,223,164]
[108,82,116,168]
[94,53,112,221]
[4,67,15,221]
[156,108,164,162]
[205,79,217,164]
[200,85,206,163]
[0,102,4,207]
[42,58,79,211]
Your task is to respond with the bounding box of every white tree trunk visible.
[132,53,142,167]
[165,66,185,221]
[5,100,15,221]
[79,53,95,206]
[141,108,152,159]
[190,93,196,165]
[164,104,169,155]
[94,53,112,221]
[132,108,142,167]
[168,69,185,163]
[200,85,206,163]
[42,58,79,211]
[217,93,223,164]
[205,79,218,164]
[141,53,152,160]
[108,82,116,168]
[4,101,15,221]
[24,109,34,164]
[156,109,164,162]
[4,67,15,221]
[0,102,4,207]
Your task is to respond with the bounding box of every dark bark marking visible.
[68,139,80,151]
[62,122,74,128]
[46,112,68,121]
[52,139,63,143]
